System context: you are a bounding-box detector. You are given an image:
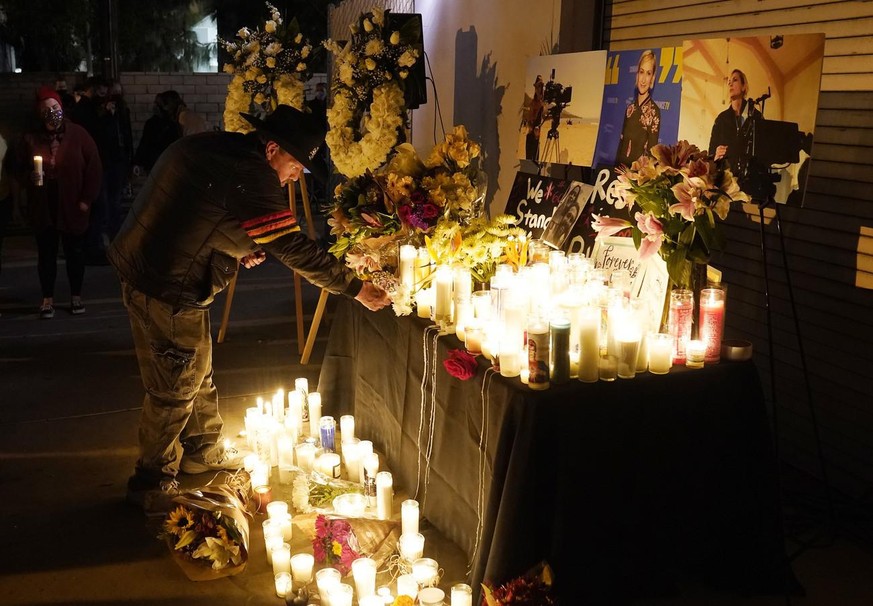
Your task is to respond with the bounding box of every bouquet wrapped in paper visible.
[158,473,252,581]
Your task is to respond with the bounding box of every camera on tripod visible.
[738,115,813,203]
[544,69,573,107]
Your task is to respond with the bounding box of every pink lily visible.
[634,211,664,260]
[591,214,632,239]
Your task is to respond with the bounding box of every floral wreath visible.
[220,1,313,132]
[324,7,421,178]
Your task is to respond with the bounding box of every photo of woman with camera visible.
[615,50,661,169]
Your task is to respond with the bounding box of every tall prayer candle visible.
[320,415,336,452]
[453,265,472,302]
[549,317,571,384]
[271,542,291,576]
[376,471,393,520]
[316,567,342,606]
[399,245,416,290]
[451,583,474,606]
[308,392,322,439]
[357,440,374,485]
[699,287,726,363]
[396,574,418,597]
[290,552,315,585]
[275,572,292,598]
[668,289,694,364]
[401,499,420,535]
[415,287,434,319]
[648,332,673,374]
[399,532,425,561]
[352,557,377,599]
[295,442,316,472]
[362,451,380,503]
[340,414,355,442]
[434,265,453,323]
[341,437,361,481]
[578,305,601,383]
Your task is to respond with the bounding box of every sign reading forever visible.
[590,236,642,281]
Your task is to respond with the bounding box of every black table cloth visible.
[318,298,798,604]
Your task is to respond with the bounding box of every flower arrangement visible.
[592,140,750,289]
[312,514,362,575]
[481,561,557,606]
[324,6,422,178]
[291,470,363,514]
[158,483,251,580]
[220,2,314,131]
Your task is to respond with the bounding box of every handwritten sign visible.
[590,236,642,281]
[503,172,573,240]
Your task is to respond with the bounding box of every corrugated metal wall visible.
[601,0,873,533]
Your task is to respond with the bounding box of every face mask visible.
[42,107,64,129]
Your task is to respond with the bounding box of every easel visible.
[217,175,326,363]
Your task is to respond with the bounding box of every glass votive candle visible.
[686,339,706,369]
[254,484,273,514]
[271,542,291,576]
[295,441,317,472]
[329,583,355,606]
[290,552,315,585]
[352,556,378,599]
[615,330,641,379]
[263,519,284,565]
[340,414,355,442]
[418,587,446,606]
[377,586,394,604]
[648,332,673,374]
[415,287,434,319]
[598,354,618,382]
[472,289,492,320]
[275,572,293,598]
[401,499,420,535]
[451,583,473,606]
[266,500,289,520]
[317,452,342,478]
[397,573,418,597]
[464,322,484,356]
[399,531,425,561]
[316,567,342,606]
[411,557,439,587]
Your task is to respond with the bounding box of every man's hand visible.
[355,282,391,311]
[240,250,266,269]
[714,145,728,161]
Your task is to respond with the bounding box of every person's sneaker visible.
[180,445,249,474]
[39,304,54,319]
[70,300,86,315]
[126,476,181,511]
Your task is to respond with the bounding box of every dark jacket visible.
[108,131,361,309]
[14,119,103,234]
[708,99,761,176]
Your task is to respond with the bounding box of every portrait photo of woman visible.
[615,49,661,169]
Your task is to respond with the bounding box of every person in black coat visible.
[132,92,181,175]
[109,106,390,508]
[708,68,761,177]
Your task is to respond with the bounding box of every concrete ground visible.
[3,229,873,605]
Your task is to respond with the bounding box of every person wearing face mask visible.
[615,49,662,169]
[108,105,391,508]
[12,86,102,318]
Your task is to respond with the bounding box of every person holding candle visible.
[12,86,102,319]
[110,105,391,508]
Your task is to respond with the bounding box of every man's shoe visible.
[180,445,249,474]
[126,476,181,512]
[70,300,86,315]
[39,305,54,319]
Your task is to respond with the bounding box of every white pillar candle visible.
[273,389,285,422]
[316,567,342,606]
[341,437,361,481]
[33,155,43,174]
[578,305,601,383]
[434,265,453,323]
[397,573,418,597]
[648,332,673,375]
[411,557,439,587]
[453,265,472,301]
[399,244,416,289]
[275,572,292,598]
[401,499,420,535]
[262,519,283,565]
[271,542,292,576]
[454,297,473,343]
[615,327,642,380]
[295,442,317,472]
[251,460,270,488]
[362,452,380,505]
[277,435,295,470]
[308,392,322,440]
[290,552,315,585]
[277,513,293,542]
[399,531,425,561]
[352,556,378,599]
[376,471,393,520]
[415,287,434,319]
[317,452,342,479]
[340,414,355,442]
[415,247,432,284]
[329,583,354,606]
[357,440,374,485]
[451,583,473,606]
[287,390,304,437]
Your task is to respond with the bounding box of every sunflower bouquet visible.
[158,481,252,581]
